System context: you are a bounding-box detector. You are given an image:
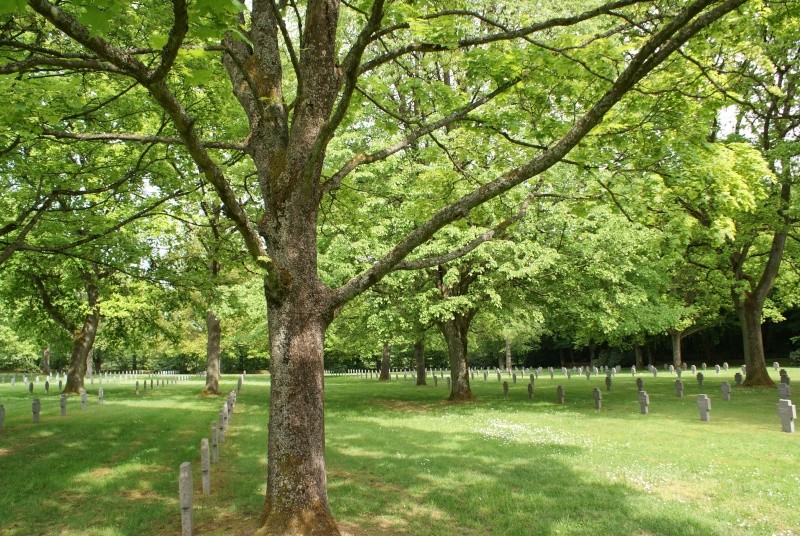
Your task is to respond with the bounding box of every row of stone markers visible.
[497,376,796,433]
[178,375,243,536]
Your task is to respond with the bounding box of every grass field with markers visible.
[0,368,797,536]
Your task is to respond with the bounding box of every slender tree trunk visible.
[41,345,50,375]
[737,299,775,387]
[438,313,474,401]
[668,329,683,368]
[505,337,512,371]
[203,310,222,395]
[634,344,643,369]
[63,310,100,394]
[414,339,426,386]
[379,342,391,381]
[86,348,93,378]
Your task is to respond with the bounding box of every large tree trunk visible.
[668,329,683,368]
[63,310,100,394]
[414,339,426,386]
[737,299,775,387]
[379,342,391,381]
[258,281,338,535]
[203,310,222,395]
[438,313,474,401]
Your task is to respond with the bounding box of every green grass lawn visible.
[0,368,797,536]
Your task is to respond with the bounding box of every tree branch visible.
[40,129,246,151]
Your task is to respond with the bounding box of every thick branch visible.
[40,129,246,151]
[149,0,189,83]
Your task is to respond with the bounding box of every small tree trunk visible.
[64,311,100,394]
[634,344,643,369]
[41,345,51,375]
[414,339,426,386]
[379,342,391,381]
[438,313,474,401]
[203,310,222,395]
[505,337,512,371]
[668,329,683,368]
[737,300,775,387]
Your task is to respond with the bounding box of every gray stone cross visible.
[697,394,711,422]
[605,376,612,392]
[636,378,644,392]
[778,383,791,400]
[556,385,564,404]
[593,387,602,410]
[720,382,731,402]
[696,372,704,387]
[638,391,650,414]
[777,399,796,433]
[527,383,534,399]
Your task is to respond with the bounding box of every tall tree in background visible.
[1,0,750,532]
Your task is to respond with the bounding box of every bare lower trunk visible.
[203,310,222,395]
[505,337,512,371]
[379,342,391,381]
[414,340,426,386]
[634,344,643,369]
[41,346,50,375]
[737,300,774,387]
[438,313,474,401]
[257,281,338,535]
[86,348,93,378]
[668,329,683,368]
[64,311,99,394]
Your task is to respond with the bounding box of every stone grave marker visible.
[585,368,591,380]
[136,380,139,395]
[201,439,211,495]
[527,383,534,399]
[218,409,225,442]
[723,362,729,371]
[556,385,564,404]
[10,376,14,386]
[98,388,104,405]
[28,382,33,395]
[721,382,731,402]
[669,365,675,374]
[778,383,791,400]
[60,394,67,416]
[58,380,63,391]
[714,364,720,374]
[503,381,509,396]
[604,376,612,392]
[433,375,438,387]
[780,370,790,385]
[742,365,747,374]
[211,422,220,463]
[32,398,41,423]
[81,390,87,410]
[676,369,683,378]
[446,377,451,389]
[150,379,153,390]
[777,399,796,433]
[651,367,658,378]
[630,366,636,376]
[45,381,49,394]
[512,373,517,384]
[638,391,649,414]
[691,365,697,374]
[530,374,535,384]
[593,387,602,410]
[567,370,572,380]
[636,378,644,392]
[496,370,501,382]
[549,368,554,380]
[179,462,193,536]
[696,372,704,387]
[702,363,707,371]
[774,362,780,370]
[143,380,147,392]
[697,394,711,422]
[675,379,684,398]
[734,373,743,386]
[483,371,488,381]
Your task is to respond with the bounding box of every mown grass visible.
[0,367,797,535]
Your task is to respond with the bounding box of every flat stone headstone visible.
[777,399,796,433]
[527,383,534,399]
[201,439,211,495]
[502,381,509,396]
[556,385,564,404]
[696,372,704,387]
[638,391,650,414]
[720,382,731,402]
[734,373,743,386]
[636,378,644,392]
[60,394,67,416]
[604,376,612,392]
[179,462,193,536]
[32,398,41,423]
[697,394,711,422]
[593,387,602,410]
[778,384,791,400]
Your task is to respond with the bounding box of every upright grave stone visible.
[201,439,211,495]
[483,371,487,381]
[742,365,747,374]
[720,382,731,402]
[218,409,225,443]
[696,372,704,387]
[527,383,534,400]
[58,380,63,391]
[32,398,41,423]
[593,387,602,410]
[734,373,743,386]
[638,391,650,414]
[60,394,67,416]
[723,362,729,371]
[585,368,590,380]
[529,374,534,384]
[28,382,33,395]
[778,383,791,400]
[777,399,796,433]
[179,462,193,536]
[556,385,564,404]
[512,373,517,384]
[669,365,675,374]
[45,381,49,394]
[81,390,88,410]
[98,388,104,405]
[136,380,140,395]
[702,363,707,371]
[433,375,438,387]
[651,367,657,378]
[714,364,721,374]
[774,362,780,370]
[549,368,554,380]
[676,368,682,378]
[697,394,711,422]
[211,422,220,463]
[691,365,697,374]
[630,366,636,376]
[503,381,509,396]
[636,378,644,392]
[604,376,612,392]
[496,370,501,382]
[780,370,790,385]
